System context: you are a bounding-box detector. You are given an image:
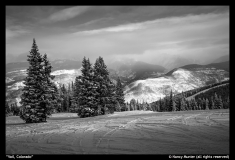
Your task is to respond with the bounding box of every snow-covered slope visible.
[124,68,229,103]
[51,69,82,88]
[6,68,82,105]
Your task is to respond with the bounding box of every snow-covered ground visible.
[6,109,229,154]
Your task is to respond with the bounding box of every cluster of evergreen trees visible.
[124,99,153,111]
[18,39,126,122]
[70,56,125,117]
[175,80,229,98]
[150,84,229,112]
[195,84,229,109]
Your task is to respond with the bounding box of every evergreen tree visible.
[191,99,198,110]
[116,77,125,106]
[93,56,116,114]
[205,98,209,110]
[136,100,140,110]
[197,98,202,110]
[52,83,61,113]
[202,98,206,110]
[41,53,58,114]
[187,99,192,110]
[219,96,223,109]
[172,100,176,111]
[71,76,82,113]
[115,101,121,112]
[164,97,168,111]
[105,79,116,114]
[130,99,136,111]
[175,97,181,111]
[168,90,174,111]
[126,102,130,111]
[78,57,98,117]
[214,93,223,109]
[211,97,215,109]
[180,98,186,111]
[155,102,159,112]
[20,39,55,123]
[159,97,162,112]
[61,84,68,112]
[5,101,11,116]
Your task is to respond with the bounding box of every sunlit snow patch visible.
[8,81,25,90]
[51,69,77,76]
[6,77,15,83]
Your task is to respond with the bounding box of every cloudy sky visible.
[6,6,229,66]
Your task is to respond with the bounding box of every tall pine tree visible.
[93,56,116,114]
[20,39,55,123]
[78,57,98,116]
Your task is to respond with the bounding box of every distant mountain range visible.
[166,61,229,76]
[108,60,166,85]
[124,61,229,103]
[6,59,82,73]
[5,59,229,105]
[212,54,229,63]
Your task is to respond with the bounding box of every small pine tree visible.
[187,100,192,110]
[115,101,121,112]
[175,97,181,111]
[159,97,162,112]
[191,99,198,110]
[6,101,10,115]
[126,102,130,111]
[172,100,176,112]
[71,76,82,113]
[180,98,186,111]
[169,90,174,111]
[205,98,209,110]
[214,93,223,109]
[115,77,125,107]
[211,97,215,110]
[202,98,206,110]
[130,99,136,111]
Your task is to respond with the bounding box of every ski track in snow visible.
[6,110,229,154]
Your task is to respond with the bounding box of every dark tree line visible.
[6,101,20,116]
[150,83,229,112]
[175,80,229,98]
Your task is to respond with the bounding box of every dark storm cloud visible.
[6,6,229,65]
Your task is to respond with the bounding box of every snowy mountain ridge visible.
[124,67,229,103]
